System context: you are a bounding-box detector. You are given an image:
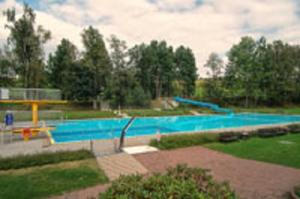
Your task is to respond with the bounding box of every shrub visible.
[0,149,94,170]
[295,185,300,197]
[100,164,237,199]
[219,132,242,142]
[256,127,288,138]
[287,124,300,134]
[150,133,219,150]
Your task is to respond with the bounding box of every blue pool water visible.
[50,113,300,143]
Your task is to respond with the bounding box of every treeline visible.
[0,4,197,108]
[204,36,300,106]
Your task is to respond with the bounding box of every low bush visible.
[219,132,242,142]
[287,124,300,134]
[150,133,219,150]
[295,185,300,197]
[0,149,94,170]
[256,127,288,138]
[100,164,237,199]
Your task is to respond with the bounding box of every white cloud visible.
[1,0,300,76]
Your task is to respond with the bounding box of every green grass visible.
[0,159,108,199]
[64,110,117,119]
[205,133,300,169]
[125,108,192,117]
[150,133,219,150]
[233,107,300,115]
[0,150,94,170]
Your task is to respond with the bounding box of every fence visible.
[0,88,62,101]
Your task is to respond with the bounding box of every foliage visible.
[125,85,151,108]
[256,127,288,137]
[64,110,117,119]
[0,47,16,87]
[3,3,51,88]
[287,124,300,134]
[81,26,112,108]
[150,133,219,150]
[125,108,191,117]
[219,132,243,142]
[174,46,198,96]
[206,133,300,169]
[107,35,151,108]
[100,164,237,199]
[47,38,78,97]
[203,53,224,102]
[131,42,197,99]
[0,159,108,199]
[204,36,300,106]
[0,150,94,170]
[295,185,300,197]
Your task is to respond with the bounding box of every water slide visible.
[173,97,233,115]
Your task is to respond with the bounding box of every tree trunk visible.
[93,99,98,110]
[155,76,161,99]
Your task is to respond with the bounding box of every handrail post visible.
[119,117,135,152]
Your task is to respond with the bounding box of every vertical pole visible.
[32,102,39,127]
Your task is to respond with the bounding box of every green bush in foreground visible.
[100,164,237,199]
[287,124,300,134]
[0,149,94,170]
[295,185,300,197]
[150,133,219,150]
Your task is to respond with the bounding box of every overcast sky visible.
[1,0,300,77]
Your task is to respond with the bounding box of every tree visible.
[107,35,151,108]
[62,62,94,101]
[47,39,77,97]
[131,41,174,99]
[81,26,112,109]
[107,35,130,108]
[174,46,197,97]
[3,4,51,88]
[203,53,224,101]
[225,36,257,107]
[0,47,16,87]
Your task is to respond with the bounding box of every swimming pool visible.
[49,113,300,143]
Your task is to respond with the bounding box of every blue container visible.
[5,112,14,126]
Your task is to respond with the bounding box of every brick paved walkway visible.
[134,146,300,199]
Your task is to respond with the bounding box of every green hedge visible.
[287,124,300,134]
[150,133,219,150]
[0,149,94,170]
[100,164,237,199]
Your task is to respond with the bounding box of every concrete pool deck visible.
[0,121,299,157]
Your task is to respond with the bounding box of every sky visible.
[0,0,300,77]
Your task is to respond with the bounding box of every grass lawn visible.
[124,108,193,117]
[0,159,108,199]
[233,107,300,115]
[64,110,117,119]
[205,133,300,169]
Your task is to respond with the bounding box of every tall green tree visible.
[174,46,197,97]
[107,35,130,108]
[3,4,51,88]
[203,52,224,101]
[225,36,257,107]
[47,39,77,98]
[0,46,16,87]
[81,26,112,109]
